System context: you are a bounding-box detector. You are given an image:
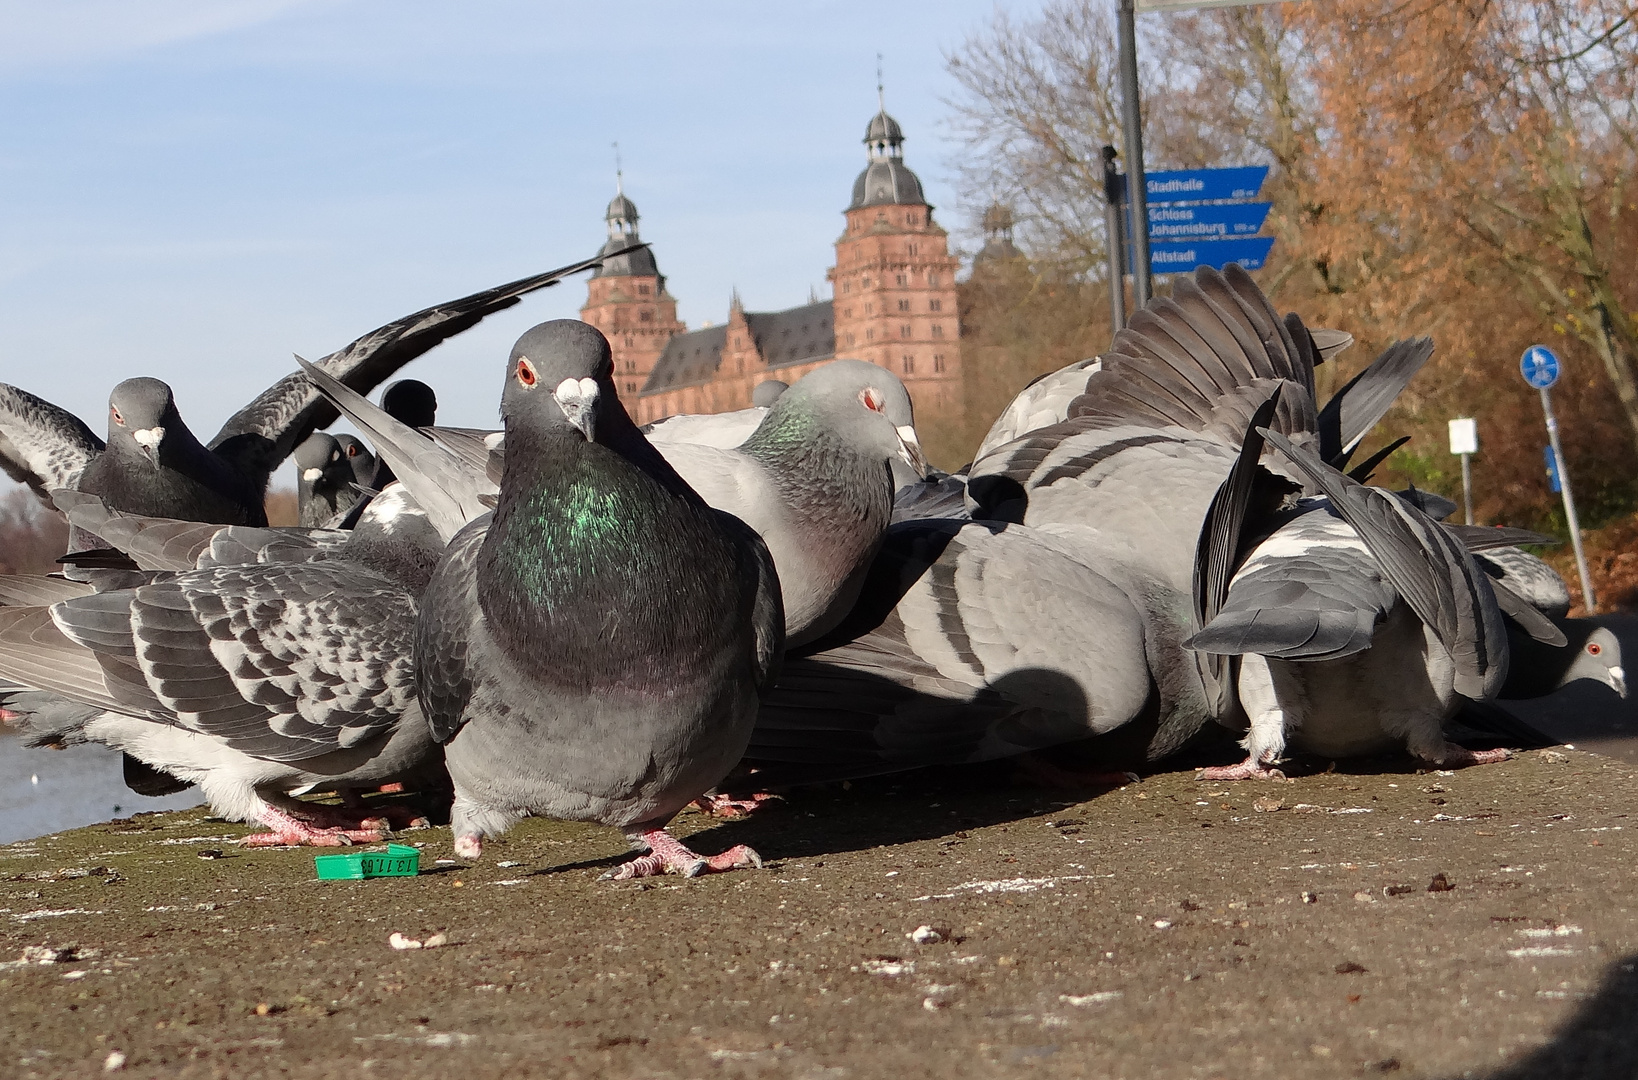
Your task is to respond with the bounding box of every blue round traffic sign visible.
[1521,345,1561,389]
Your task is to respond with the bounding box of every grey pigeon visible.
[350,360,927,648]
[0,253,614,544]
[0,491,447,844]
[0,562,438,846]
[416,320,783,876]
[652,360,927,646]
[747,268,1420,784]
[1182,422,1524,774]
[293,432,365,527]
[643,407,769,450]
[1475,546,1573,619]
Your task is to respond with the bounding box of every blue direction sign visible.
[1148,201,1271,239]
[1139,236,1277,273]
[1145,166,1269,203]
[1521,345,1561,389]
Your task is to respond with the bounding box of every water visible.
[0,736,204,845]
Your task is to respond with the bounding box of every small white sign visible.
[1448,417,1478,456]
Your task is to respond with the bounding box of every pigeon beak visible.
[131,426,164,466]
[553,377,600,442]
[302,467,324,483]
[894,425,929,479]
[1609,666,1627,699]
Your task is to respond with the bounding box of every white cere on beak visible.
[132,426,164,463]
[302,467,324,482]
[553,377,601,442]
[895,424,929,478]
[482,431,506,451]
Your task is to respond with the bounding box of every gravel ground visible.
[0,746,1634,1080]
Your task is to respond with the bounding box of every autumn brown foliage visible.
[946,0,1638,538]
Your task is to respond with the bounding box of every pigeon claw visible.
[1422,745,1512,768]
[1197,758,1287,782]
[602,828,764,881]
[693,791,778,818]
[238,805,386,847]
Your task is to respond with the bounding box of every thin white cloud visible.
[0,0,338,75]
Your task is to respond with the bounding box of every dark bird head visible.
[501,320,617,445]
[755,359,927,478]
[380,379,439,428]
[751,379,789,408]
[293,432,350,495]
[106,378,178,467]
[1561,625,1627,699]
[333,434,376,486]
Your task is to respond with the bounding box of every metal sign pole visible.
[1460,453,1474,525]
[1540,387,1597,613]
[1117,0,1151,307]
[1101,145,1127,329]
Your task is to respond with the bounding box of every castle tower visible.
[827,95,962,416]
[579,177,685,399]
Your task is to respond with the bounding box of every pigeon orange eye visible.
[517,359,538,387]
[1589,643,1603,656]
[859,388,885,412]
[111,406,125,426]
[346,445,359,457]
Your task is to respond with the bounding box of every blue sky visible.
[0,0,1026,453]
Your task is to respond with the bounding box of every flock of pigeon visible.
[0,252,1626,880]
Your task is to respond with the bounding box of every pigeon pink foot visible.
[237,806,384,847]
[1421,745,1512,769]
[694,791,777,818]
[603,828,763,880]
[1198,755,1286,781]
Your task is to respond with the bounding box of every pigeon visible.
[415,319,783,876]
[641,380,789,451]
[293,432,365,527]
[0,251,616,543]
[971,329,1354,463]
[337,360,927,647]
[1475,546,1573,619]
[746,267,1423,783]
[649,360,927,646]
[0,553,440,846]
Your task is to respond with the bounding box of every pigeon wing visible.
[416,519,486,744]
[1316,338,1433,465]
[208,251,619,487]
[0,384,104,504]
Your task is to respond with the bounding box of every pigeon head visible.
[501,320,617,445]
[757,359,927,478]
[293,432,348,491]
[1561,625,1627,698]
[381,379,438,428]
[751,380,789,408]
[333,434,375,486]
[107,378,178,467]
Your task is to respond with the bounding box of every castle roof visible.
[849,105,927,210]
[641,301,836,394]
[592,184,661,279]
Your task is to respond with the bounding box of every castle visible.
[580,101,963,426]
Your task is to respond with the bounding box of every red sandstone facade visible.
[583,102,963,427]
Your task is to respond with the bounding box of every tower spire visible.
[876,53,884,111]
[613,141,623,195]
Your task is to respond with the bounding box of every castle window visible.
[638,283,651,295]
[845,307,852,318]
[842,281,851,294]
[864,302,873,315]
[861,277,871,287]
[932,324,945,338]
[928,273,940,287]
[903,354,915,375]
[933,353,946,373]
[866,329,875,341]
[929,299,942,312]
[900,324,911,338]
[846,332,855,345]
[640,311,651,322]
[907,243,919,257]
[895,273,908,286]
[626,381,638,394]
[897,299,910,312]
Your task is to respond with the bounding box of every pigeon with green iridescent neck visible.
[417,319,783,877]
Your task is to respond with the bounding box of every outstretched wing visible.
[0,384,104,504]
[208,249,628,489]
